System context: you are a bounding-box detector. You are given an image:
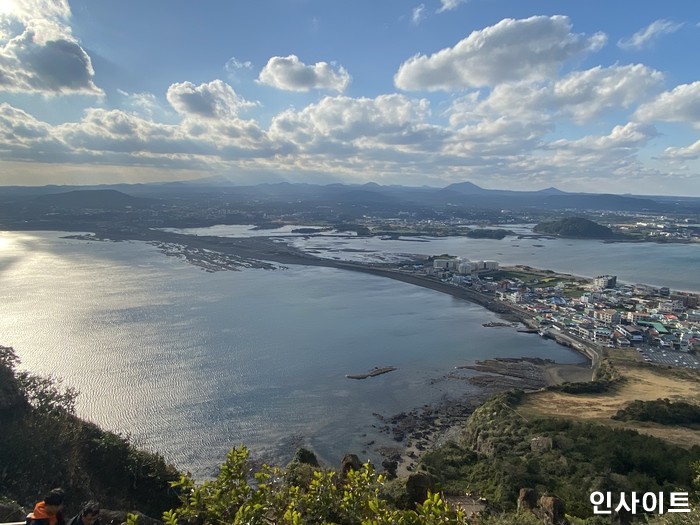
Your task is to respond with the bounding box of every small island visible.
[464,228,513,239]
[533,217,618,239]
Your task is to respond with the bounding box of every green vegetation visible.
[334,223,371,236]
[151,439,699,524]
[464,229,513,240]
[159,447,468,525]
[420,392,700,518]
[613,399,700,429]
[0,346,179,517]
[533,217,617,239]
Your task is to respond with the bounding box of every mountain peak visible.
[443,181,486,194]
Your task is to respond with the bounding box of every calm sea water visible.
[0,231,588,476]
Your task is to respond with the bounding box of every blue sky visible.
[0,0,699,195]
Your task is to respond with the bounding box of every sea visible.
[1,228,698,477]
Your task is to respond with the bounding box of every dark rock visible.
[406,473,434,507]
[0,498,26,522]
[530,436,553,453]
[340,454,362,477]
[517,488,537,511]
[538,495,566,525]
[381,459,398,479]
[292,447,319,466]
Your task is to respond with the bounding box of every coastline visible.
[9,228,600,473]
[383,356,592,477]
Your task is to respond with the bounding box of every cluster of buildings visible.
[422,257,700,357]
[430,256,499,280]
[495,275,699,354]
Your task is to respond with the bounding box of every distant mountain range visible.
[0,179,698,213]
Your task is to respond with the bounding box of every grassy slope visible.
[420,359,700,519]
[518,359,700,449]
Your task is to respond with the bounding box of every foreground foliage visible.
[160,445,698,524]
[163,447,469,525]
[0,345,179,516]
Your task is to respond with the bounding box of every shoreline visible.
[380,356,592,477]
[6,228,601,472]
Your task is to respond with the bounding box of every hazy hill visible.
[28,189,156,209]
[1,180,699,213]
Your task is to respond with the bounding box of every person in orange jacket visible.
[26,488,65,525]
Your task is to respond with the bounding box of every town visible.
[406,255,700,369]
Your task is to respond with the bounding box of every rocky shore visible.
[370,356,591,475]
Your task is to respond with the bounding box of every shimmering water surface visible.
[0,230,665,477]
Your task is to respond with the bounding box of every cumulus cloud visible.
[0,102,76,163]
[269,94,434,149]
[0,0,102,95]
[258,55,350,93]
[618,19,684,50]
[395,16,607,91]
[448,64,664,126]
[0,102,52,144]
[437,0,467,13]
[662,139,700,160]
[551,64,664,120]
[166,80,258,119]
[551,122,657,151]
[445,117,552,158]
[519,122,661,188]
[635,81,700,128]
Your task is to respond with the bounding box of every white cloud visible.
[0,0,102,95]
[635,81,700,128]
[517,123,661,188]
[445,117,552,157]
[258,55,350,93]
[437,0,467,13]
[395,16,607,91]
[0,102,52,144]
[269,94,434,151]
[225,56,253,71]
[448,64,664,126]
[166,80,258,119]
[551,64,664,121]
[536,123,658,181]
[412,4,426,25]
[618,19,684,50]
[662,139,700,160]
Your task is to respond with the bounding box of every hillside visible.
[28,189,156,210]
[0,346,179,518]
[420,358,700,519]
[533,217,618,239]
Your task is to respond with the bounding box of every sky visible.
[0,1,699,195]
